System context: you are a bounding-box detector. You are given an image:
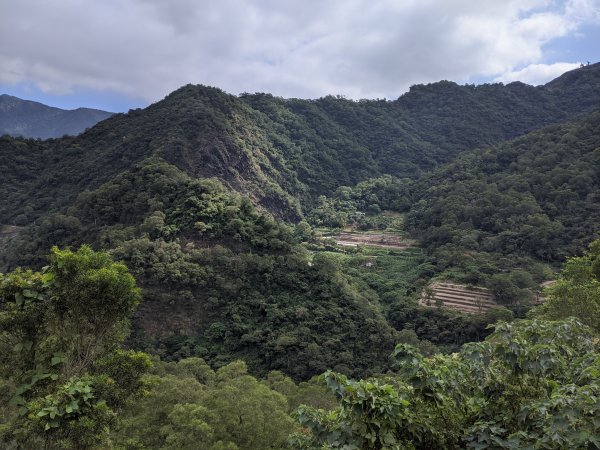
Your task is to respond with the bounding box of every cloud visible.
[0,0,597,103]
[566,0,600,23]
[494,62,582,85]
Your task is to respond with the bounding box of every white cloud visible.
[566,0,600,23]
[494,62,582,85]
[0,0,596,102]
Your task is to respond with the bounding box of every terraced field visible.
[325,231,416,249]
[419,281,498,314]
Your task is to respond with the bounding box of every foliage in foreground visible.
[2,240,600,448]
[294,318,600,450]
[0,246,334,449]
[114,359,298,450]
[0,246,151,448]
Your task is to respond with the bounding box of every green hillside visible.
[407,107,600,275]
[3,64,600,230]
[2,64,600,449]
[1,63,600,379]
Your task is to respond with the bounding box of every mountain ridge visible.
[1,64,600,381]
[0,94,114,138]
[2,64,600,231]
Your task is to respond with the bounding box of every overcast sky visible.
[1,0,599,111]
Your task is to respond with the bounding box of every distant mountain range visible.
[0,94,113,138]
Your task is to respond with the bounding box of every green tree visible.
[294,318,600,449]
[116,359,294,450]
[532,239,600,332]
[0,246,150,448]
[203,361,295,449]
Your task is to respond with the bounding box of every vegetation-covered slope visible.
[3,64,600,228]
[2,159,399,380]
[1,64,600,385]
[242,62,600,192]
[0,87,308,226]
[407,106,600,269]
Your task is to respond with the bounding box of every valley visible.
[2,66,600,370]
[1,64,600,449]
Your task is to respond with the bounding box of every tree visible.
[203,361,295,449]
[115,359,295,450]
[0,246,150,448]
[294,319,600,449]
[532,238,600,332]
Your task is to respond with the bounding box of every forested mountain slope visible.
[2,63,600,229]
[408,107,600,262]
[1,64,600,382]
[398,107,600,296]
[242,62,600,190]
[2,158,400,380]
[0,94,113,138]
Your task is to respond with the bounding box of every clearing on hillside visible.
[323,231,416,250]
[534,280,556,303]
[419,281,499,314]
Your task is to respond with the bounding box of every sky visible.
[1,0,599,112]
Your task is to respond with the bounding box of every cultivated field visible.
[324,231,416,250]
[419,281,498,314]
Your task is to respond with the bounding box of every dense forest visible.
[2,243,598,448]
[1,63,600,448]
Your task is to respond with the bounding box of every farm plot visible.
[325,231,416,250]
[419,281,499,314]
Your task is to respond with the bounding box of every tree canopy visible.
[0,246,150,448]
[294,318,600,450]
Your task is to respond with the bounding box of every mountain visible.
[407,106,600,269]
[2,63,600,230]
[0,94,113,138]
[1,64,600,381]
